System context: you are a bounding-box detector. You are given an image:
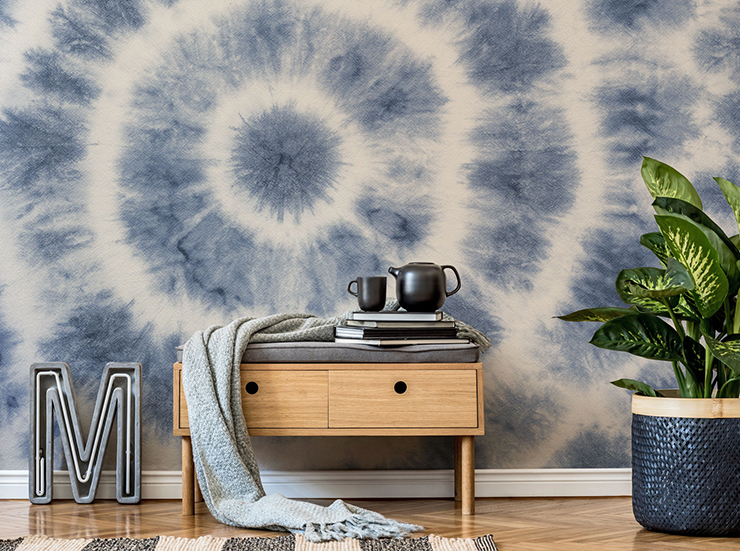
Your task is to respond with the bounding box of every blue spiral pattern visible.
[114,1,449,314]
[230,106,341,222]
[2,0,740,472]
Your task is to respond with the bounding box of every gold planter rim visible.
[632,389,740,419]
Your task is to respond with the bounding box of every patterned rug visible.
[0,534,497,551]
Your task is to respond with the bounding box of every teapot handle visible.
[442,265,461,297]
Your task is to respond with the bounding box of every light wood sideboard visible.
[174,361,484,516]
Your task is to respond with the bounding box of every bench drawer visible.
[241,370,328,428]
[179,370,328,429]
[328,370,478,428]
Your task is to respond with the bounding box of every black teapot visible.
[388,262,461,312]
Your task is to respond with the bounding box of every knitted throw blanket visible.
[182,306,489,541]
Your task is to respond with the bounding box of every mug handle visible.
[442,265,461,297]
[347,280,359,297]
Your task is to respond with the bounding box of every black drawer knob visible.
[245,382,259,395]
[394,381,407,394]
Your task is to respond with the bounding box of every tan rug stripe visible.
[155,536,229,551]
[427,535,477,551]
[15,535,91,551]
[294,535,362,551]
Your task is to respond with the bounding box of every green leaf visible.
[716,177,740,235]
[667,218,740,296]
[681,336,705,395]
[555,307,640,322]
[652,196,740,259]
[717,377,740,398]
[702,224,740,295]
[642,157,702,210]
[624,293,700,321]
[616,263,692,314]
[590,313,683,361]
[616,267,676,310]
[652,202,740,294]
[703,334,740,377]
[655,214,729,318]
[611,378,664,397]
[640,232,672,267]
[677,294,702,321]
[664,257,695,293]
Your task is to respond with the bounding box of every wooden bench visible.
[174,360,484,516]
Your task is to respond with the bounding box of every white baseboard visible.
[0,468,631,500]
[0,471,183,500]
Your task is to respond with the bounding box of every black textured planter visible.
[631,391,740,536]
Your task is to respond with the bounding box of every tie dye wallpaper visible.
[2,0,740,474]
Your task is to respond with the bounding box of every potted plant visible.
[559,157,740,536]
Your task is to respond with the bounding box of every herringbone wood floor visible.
[0,498,737,550]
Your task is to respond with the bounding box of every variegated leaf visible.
[590,313,683,362]
[681,336,705,393]
[703,334,740,377]
[658,211,740,295]
[611,378,664,397]
[677,293,702,320]
[653,196,740,258]
[642,157,702,210]
[653,199,740,294]
[616,263,691,309]
[640,232,671,267]
[716,177,740,235]
[556,307,640,322]
[704,226,740,295]
[655,214,728,318]
[653,208,740,294]
[626,294,700,321]
[662,257,694,294]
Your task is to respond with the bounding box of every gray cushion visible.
[176,341,479,363]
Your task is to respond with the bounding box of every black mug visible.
[348,276,387,311]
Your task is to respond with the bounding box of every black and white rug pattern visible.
[0,534,497,551]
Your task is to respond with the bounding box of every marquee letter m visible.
[29,362,141,504]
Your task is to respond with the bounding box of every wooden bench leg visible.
[194,463,203,503]
[182,436,194,516]
[454,436,462,501]
[460,435,475,515]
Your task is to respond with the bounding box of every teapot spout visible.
[388,266,400,278]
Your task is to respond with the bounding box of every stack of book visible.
[334,310,468,346]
